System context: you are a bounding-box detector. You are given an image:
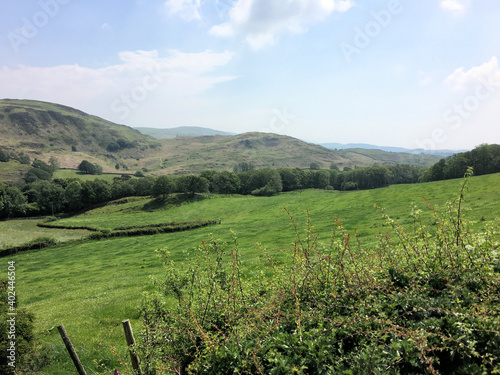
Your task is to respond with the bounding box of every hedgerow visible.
[138,169,500,374]
[0,237,58,257]
[87,221,216,240]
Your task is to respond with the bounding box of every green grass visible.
[6,173,500,374]
[0,160,31,183]
[53,169,128,182]
[0,219,91,248]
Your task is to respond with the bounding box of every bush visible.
[138,169,500,374]
[0,278,45,373]
[0,149,10,162]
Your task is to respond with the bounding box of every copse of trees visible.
[175,175,210,197]
[421,144,500,182]
[78,160,103,175]
[152,175,174,200]
[25,159,56,183]
[0,184,27,218]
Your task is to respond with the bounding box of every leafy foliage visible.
[138,169,500,374]
[421,144,500,182]
[0,278,47,373]
[78,160,103,175]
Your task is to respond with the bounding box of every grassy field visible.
[6,173,500,374]
[0,159,31,183]
[52,169,131,183]
[0,219,91,248]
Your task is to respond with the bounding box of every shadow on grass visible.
[141,193,208,212]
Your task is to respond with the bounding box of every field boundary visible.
[1,220,217,257]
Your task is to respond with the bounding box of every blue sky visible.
[1,0,499,150]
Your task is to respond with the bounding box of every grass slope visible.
[151,132,442,175]
[0,99,159,181]
[6,173,500,373]
[0,219,91,248]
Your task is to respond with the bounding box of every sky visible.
[1,0,499,150]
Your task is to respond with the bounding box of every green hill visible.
[0,99,154,152]
[0,99,160,181]
[153,132,442,175]
[0,99,441,183]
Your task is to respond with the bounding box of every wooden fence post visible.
[122,319,142,375]
[57,325,87,375]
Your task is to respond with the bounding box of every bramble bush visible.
[138,169,500,374]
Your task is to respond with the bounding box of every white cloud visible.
[445,57,500,91]
[440,0,469,13]
[0,49,236,124]
[210,0,354,50]
[165,0,201,21]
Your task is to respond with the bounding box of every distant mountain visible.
[320,143,465,157]
[152,132,442,175]
[135,126,235,139]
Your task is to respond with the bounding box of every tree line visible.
[420,144,500,182]
[0,164,425,219]
[1,143,498,219]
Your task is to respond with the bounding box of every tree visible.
[32,160,53,174]
[78,160,103,175]
[0,149,10,162]
[330,163,340,171]
[131,177,155,196]
[211,171,241,194]
[90,179,111,203]
[25,168,52,183]
[247,169,283,196]
[79,179,111,207]
[310,170,330,189]
[200,170,217,192]
[176,175,209,197]
[111,180,135,200]
[309,162,320,170]
[278,168,303,192]
[152,176,174,200]
[420,159,446,182]
[49,156,60,172]
[30,180,65,215]
[0,184,27,218]
[64,181,84,212]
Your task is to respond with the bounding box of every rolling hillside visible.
[147,132,442,174]
[0,99,154,153]
[0,99,160,181]
[0,99,442,182]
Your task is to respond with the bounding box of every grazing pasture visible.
[6,173,500,373]
[0,219,91,248]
